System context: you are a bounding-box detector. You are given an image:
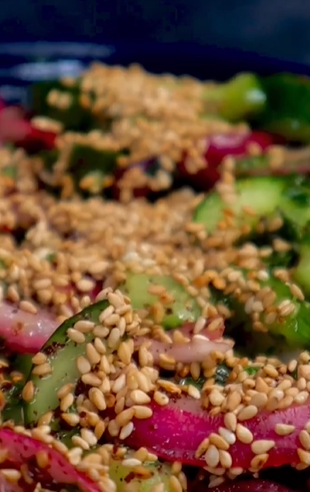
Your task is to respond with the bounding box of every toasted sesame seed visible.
[299,430,310,450]
[76,356,92,375]
[133,405,153,419]
[89,387,107,411]
[19,299,38,314]
[236,424,253,444]
[218,427,236,445]
[31,362,52,377]
[209,433,230,451]
[130,389,151,405]
[219,449,232,468]
[32,352,47,365]
[122,458,142,468]
[35,450,49,468]
[59,392,74,412]
[74,319,95,333]
[0,469,22,482]
[67,328,86,344]
[205,444,220,468]
[224,412,237,432]
[298,448,310,465]
[250,453,269,470]
[251,439,275,454]
[169,475,183,492]
[237,405,258,421]
[275,423,296,436]
[209,476,225,488]
[22,380,35,402]
[85,342,101,365]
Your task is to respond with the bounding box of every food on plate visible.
[0,63,310,491]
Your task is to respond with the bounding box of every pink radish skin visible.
[0,428,103,492]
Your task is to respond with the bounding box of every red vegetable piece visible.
[211,480,296,492]
[0,100,56,151]
[0,278,102,354]
[119,394,310,471]
[179,130,281,190]
[17,125,56,152]
[0,427,102,492]
[112,163,153,201]
[0,106,31,144]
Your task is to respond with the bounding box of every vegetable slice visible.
[0,427,102,492]
[119,394,310,471]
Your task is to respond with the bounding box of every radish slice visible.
[0,301,57,353]
[0,282,102,354]
[0,427,103,492]
[169,318,225,341]
[0,107,31,144]
[179,131,280,189]
[134,326,232,365]
[134,317,230,365]
[120,394,310,471]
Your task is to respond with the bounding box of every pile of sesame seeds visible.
[1,65,310,491]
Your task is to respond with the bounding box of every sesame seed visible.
[218,427,236,445]
[219,449,232,468]
[22,380,35,402]
[133,405,153,419]
[237,405,258,421]
[275,423,296,436]
[35,450,49,468]
[67,328,86,344]
[299,430,310,450]
[298,448,310,465]
[224,412,237,432]
[130,389,151,405]
[236,424,253,444]
[251,439,275,454]
[31,362,52,377]
[76,356,92,375]
[169,475,183,492]
[209,433,230,451]
[250,453,269,470]
[122,458,142,468]
[205,444,220,468]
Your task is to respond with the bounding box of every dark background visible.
[1,0,310,64]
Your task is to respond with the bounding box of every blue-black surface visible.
[0,0,309,64]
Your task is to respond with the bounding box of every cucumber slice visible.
[24,300,109,426]
[31,80,93,131]
[109,455,173,492]
[121,273,200,329]
[194,176,286,233]
[279,176,310,238]
[39,143,119,195]
[293,234,310,297]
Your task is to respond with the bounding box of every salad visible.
[0,62,310,492]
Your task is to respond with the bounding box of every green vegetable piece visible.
[204,73,266,122]
[109,455,173,492]
[31,80,92,131]
[224,270,310,349]
[121,273,200,329]
[293,233,310,297]
[24,300,109,427]
[255,74,310,142]
[194,176,286,234]
[1,165,17,181]
[68,144,118,192]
